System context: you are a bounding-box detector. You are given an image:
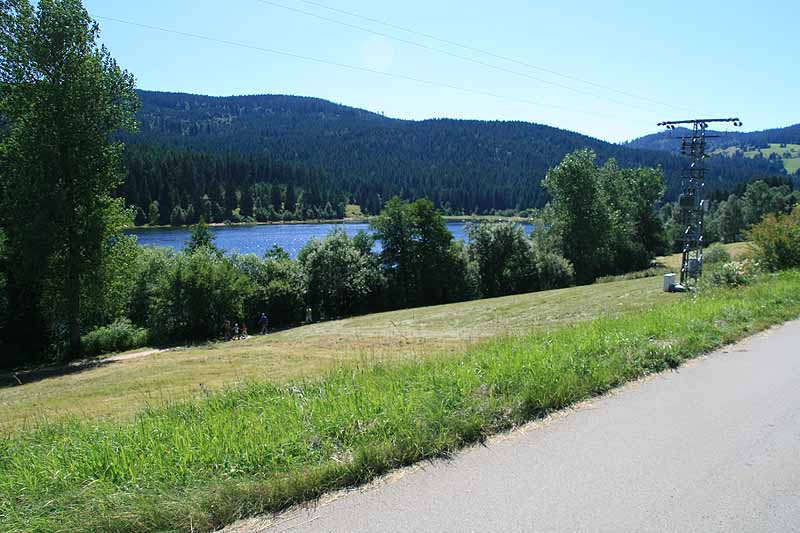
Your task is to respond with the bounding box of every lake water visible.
[128,221,532,258]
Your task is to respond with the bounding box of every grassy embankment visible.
[3,246,800,531]
[0,244,748,430]
[0,245,733,430]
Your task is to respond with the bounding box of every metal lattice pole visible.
[657,117,742,287]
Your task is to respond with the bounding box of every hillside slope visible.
[627,124,800,177]
[0,244,746,430]
[120,91,784,216]
[627,123,800,153]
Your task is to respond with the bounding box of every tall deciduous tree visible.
[371,197,470,307]
[468,222,536,298]
[542,149,612,284]
[297,229,383,320]
[0,0,138,357]
[598,160,666,271]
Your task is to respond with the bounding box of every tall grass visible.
[2,271,800,532]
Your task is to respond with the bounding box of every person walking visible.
[223,319,232,341]
[241,321,248,338]
[258,312,268,335]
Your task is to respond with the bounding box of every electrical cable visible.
[97,15,653,124]
[252,0,664,116]
[293,0,702,115]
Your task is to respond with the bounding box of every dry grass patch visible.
[7,242,753,431]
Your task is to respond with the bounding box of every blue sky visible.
[84,0,797,142]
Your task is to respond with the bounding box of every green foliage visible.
[468,222,537,297]
[148,200,160,226]
[186,217,218,254]
[372,197,470,307]
[351,230,375,256]
[748,206,800,271]
[148,247,252,341]
[444,239,478,303]
[230,250,306,327]
[298,229,384,319]
[717,194,745,243]
[0,0,138,357]
[543,150,613,284]
[80,318,149,357]
[543,151,666,283]
[667,178,800,250]
[533,249,575,289]
[0,229,8,359]
[742,143,800,175]
[599,160,668,268]
[80,232,141,329]
[741,180,794,226]
[2,271,799,531]
[704,243,732,265]
[706,260,759,288]
[127,246,177,329]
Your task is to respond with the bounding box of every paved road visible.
[240,320,800,532]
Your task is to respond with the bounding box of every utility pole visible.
[657,117,742,288]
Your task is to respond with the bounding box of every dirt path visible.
[98,348,167,363]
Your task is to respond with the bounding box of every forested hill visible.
[120,90,785,223]
[626,124,800,154]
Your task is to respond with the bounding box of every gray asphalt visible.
[249,320,800,532]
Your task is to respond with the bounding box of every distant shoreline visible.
[126,215,532,231]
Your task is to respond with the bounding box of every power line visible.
[97,15,651,124]
[252,0,663,116]
[293,0,700,115]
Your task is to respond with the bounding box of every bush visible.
[81,319,149,357]
[128,247,177,328]
[148,247,253,341]
[533,251,575,290]
[468,222,537,297]
[230,249,307,328]
[529,220,574,290]
[748,206,800,271]
[298,230,384,320]
[704,243,731,265]
[707,260,758,288]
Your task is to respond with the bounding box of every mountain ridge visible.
[119,90,787,220]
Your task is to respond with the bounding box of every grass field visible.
[2,266,798,532]
[715,143,800,175]
[745,143,800,174]
[0,244,752,432]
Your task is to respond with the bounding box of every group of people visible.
[222,312,269,341]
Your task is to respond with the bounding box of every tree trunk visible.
[68,255,81,357]
[63,140,82,358]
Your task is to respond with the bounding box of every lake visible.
[128,221,532,258]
